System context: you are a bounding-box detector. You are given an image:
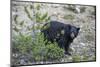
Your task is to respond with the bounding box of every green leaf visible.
[41,12,48,21]
[13,26,19,32]
[14,15,18,24]
[24,6,33,21]
[36,4,41,10]
[36,12,41,22]
[20,20,24,26]
[45,16,50,22]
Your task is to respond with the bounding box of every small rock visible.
[80,43,85,46]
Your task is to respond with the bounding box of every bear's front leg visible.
[64,42,71,55]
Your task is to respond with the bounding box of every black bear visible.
[41,21,80,55]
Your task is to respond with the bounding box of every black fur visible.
[41,21,80,55]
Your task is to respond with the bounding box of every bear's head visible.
[70,26,80,39]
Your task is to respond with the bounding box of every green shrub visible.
[12,34,33,55]
[35,12,50,23]
[63,14,75,20]
[72,55,81,62]
[46,42,64,61]
[12,32,64,64]
[32,33,64,61]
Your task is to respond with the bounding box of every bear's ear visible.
[77,28,80,31]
